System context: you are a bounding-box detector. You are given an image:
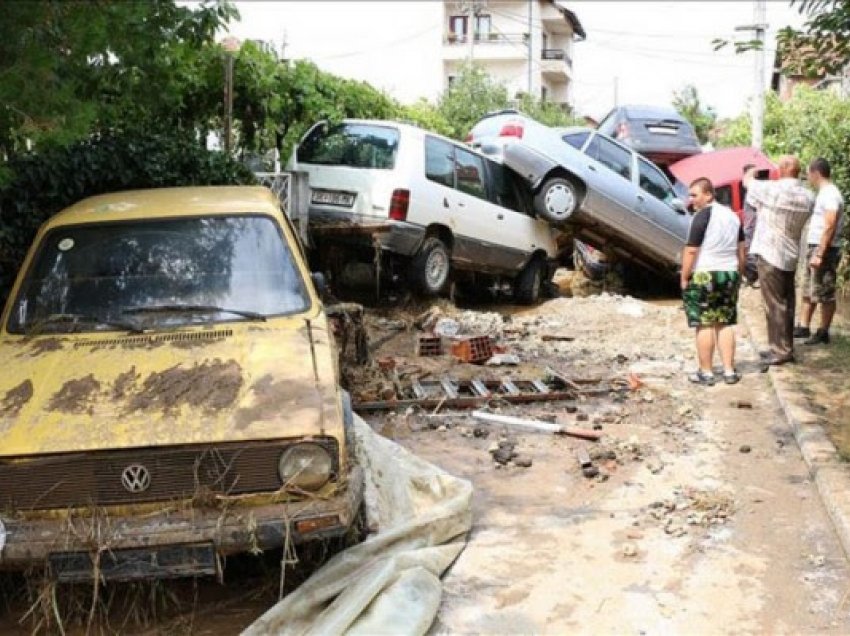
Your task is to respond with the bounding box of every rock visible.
[576,412,589,422]
[487,442,499,454]
[473,426,489,438]
[498,440,516,451]
[739,444,752,454]
[642,391,655,403]
[565,405,578,414]
[677,405,693,417]
[514,456,533,468]
[582,465,600,479]
[646,459,664,475]
[622,543,638,557]
[436,425,448,433]
[493,448,515,465]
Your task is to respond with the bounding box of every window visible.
[449,15,468,41]
[638,158,675,203]
[425,137,455,188]
[454,147,488,200]
[585,135,632,181]
[8,216,310,333]
[447,74,457,88]
[541,86,548,102]
[563,131,590,150]
[475,15,491,40]
[488,161,527,214]
[297,123,399,169]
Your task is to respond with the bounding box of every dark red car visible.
[668,147,778,219]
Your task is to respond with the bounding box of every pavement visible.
[364,293,850,634]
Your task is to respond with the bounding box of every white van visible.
[290,119,560,304]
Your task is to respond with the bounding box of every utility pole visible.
[221,36,241,156]
[736,0,767,149]
[528,0,534,97]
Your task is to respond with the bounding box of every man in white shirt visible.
[744,156,815,365]
[794,157,844,345]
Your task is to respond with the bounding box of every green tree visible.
[672,85,717,144]
[776,0,850,76]
[437,63,510,140]
[0,0,236,159]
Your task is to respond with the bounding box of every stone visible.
[576,412,589,422]
[514,456,533,468]
[622,543,638,557]
[739,444,752,454]
[493,448,515,465]
[436,425,448,432]
[473,426,489,439]
[487,442,499,454]
[582,465,600,479]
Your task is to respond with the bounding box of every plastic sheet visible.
[243,415,472,636]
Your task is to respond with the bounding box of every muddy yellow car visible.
[0,187,363,581]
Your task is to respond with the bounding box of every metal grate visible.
[74,330,233,349]
[0,438,339,511]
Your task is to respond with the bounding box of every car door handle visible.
[588,165,597,172]
[497,213,504,220]
[457,201,466,208]
[443,197,450,208]
[637,194,645,202]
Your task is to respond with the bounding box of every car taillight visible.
[464,133,474,143]
[389,189,410,221]
[499,122,524,138]
[616,122,630,139]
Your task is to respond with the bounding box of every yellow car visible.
[0,187,363,581]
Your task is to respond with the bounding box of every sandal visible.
[688,370,716,386]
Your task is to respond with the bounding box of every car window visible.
[8,216,310,333]
[297,123,399,169]
[637,158,675,203]
[715,185,733,207]
[425,137,455,188]
[487,160,529,214]
[454,147,488,200]
[562,131,590,150]
[585,135,632,181]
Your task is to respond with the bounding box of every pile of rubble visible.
[641,487,736,538]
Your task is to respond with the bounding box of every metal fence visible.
[255,171,312,248]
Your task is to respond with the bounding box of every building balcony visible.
[442,32,529,61]
[540,48,572,83]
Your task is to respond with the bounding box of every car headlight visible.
[278,444,332,491]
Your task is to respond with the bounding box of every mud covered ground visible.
[2,281,850,634]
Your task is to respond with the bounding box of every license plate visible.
[312,189,356,207]
[50,543,217,582]
[647,126,677,136]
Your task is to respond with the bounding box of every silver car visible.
[469,111,690,273]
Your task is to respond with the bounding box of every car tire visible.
[534,177,580,225]
[514,258,545,305]
[411,237,451,295]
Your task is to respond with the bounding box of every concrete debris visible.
[486,353,521,366]
[514,456,533,468]
[622,543,638,558]
[644,488,735,536]
[434,318,460,338]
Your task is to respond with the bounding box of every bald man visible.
[744,156,814,365]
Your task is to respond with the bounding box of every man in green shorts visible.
[681,177,747,386]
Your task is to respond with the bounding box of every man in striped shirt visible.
[744,156,815,365]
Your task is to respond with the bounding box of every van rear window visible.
[297,123,399,169]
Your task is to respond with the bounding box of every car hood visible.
[0,317,341,457]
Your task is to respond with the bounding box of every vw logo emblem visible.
[121,464,151,493]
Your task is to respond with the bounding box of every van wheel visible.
[514,258,545,305]
[411,237,451,295]
[534,177,579,225]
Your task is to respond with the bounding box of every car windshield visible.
[297,123,400,169]
[7,216,311,334]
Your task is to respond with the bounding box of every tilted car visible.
[469,111,690,274]
[291,119,560,304]
[0,187,362,582]
[597,104,702,166]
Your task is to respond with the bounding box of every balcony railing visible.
[541,48,573,69]
[444,32,529,46]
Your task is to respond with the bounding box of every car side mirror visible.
[671,198,687,214]
[311,272,328,298]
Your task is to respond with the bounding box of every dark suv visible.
[597,105,701,167]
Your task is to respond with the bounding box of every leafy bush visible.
[0,129,254,306]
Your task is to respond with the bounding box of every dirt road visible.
[363,293,850,634]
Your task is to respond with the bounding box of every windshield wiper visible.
[26,313,145,335]
[122,304,267,321]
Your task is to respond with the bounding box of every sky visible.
[221,1,808,120]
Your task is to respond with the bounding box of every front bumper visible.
[0,465,363,581]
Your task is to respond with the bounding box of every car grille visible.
[0,439,339,511]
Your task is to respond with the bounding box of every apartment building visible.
[442,0,585,107]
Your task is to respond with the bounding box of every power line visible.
[310,22,442,61]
